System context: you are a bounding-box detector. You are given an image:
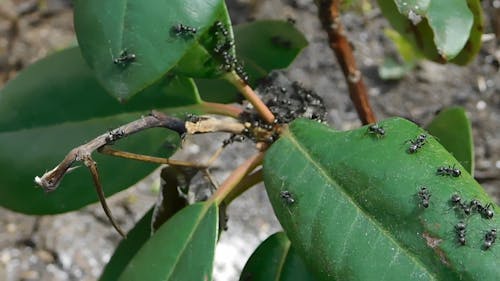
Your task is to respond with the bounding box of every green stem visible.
[225,72,275,124]
[210,152,264,205]
[224,168,263,205]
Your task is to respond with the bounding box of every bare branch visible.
[84,156,126,238]
[34,111,186,192]
[98,146,208,168]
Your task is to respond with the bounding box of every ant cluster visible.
[449,193,496,249]
[210,21,249,83]
[437,165,461,177]
[113,49,136,67]
[280,190,295,205]
[171,23,197,38]
[236,74,326,145]
[406,134,427,153]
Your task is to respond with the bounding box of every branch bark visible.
[34,111,186,192]
[316,0,376,125]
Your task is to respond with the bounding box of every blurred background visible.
[0,0,499,280]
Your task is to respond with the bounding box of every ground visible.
[0,0,499,280]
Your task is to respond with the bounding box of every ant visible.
[105,129,125,144]
[455,221,467,246]
[406,134,427,153]
[270,36,292,49]
[436,165,461,177]
[171,23,197,37]
[477,202,495,219]
[417,186,431,208]
[367,123,385,138]
[113,50,136,66]
[280,190,295,205]
[483,229,497,250]
[450,193,472,216]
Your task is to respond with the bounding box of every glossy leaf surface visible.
[74,0,229,100]
[264,118,499,281]
[118,202,218,281]
[240,232,319,281]
[0,47,199,214]
[427,107,474,175]
[100,208,154,281]
[197,20,308,102]
[377,0,482,64]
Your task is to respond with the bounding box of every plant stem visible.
[316,0,376,125]
[200,101,243,118]
[210,152,264,205]
[225,72,275,124]
[98,146,208,168]
[224,168,263,205]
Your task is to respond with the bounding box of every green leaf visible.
[118,202,218,281]
[74,0,230,100]
[426,107,474,175]
[378,57,413,80]
[377,0,482,64]
[0,47,200,214]
[234,20,308,81]
[264,118,500,280]
[100,208,154,281]
[197,20,308,102]
[240,232,319,281]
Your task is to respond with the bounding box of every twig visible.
[34,111,186,192]
[210,152,264,205]
[224,168,263,204]
[316,0,376,124]
[84,156,126,238]
[185,115,246,134]
[225,72,276,124]
[98,146,208,168]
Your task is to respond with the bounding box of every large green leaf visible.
[197,20,308,102]
[240,232,319,281]
[264,118,499,280]
[377,0,482,64]
[0,47,200,214]
[118,202,218,281]
[74,0,230,100]
[427,107,474,175]
[100,208,154,281]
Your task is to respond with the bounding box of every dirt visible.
[0,0,499,280]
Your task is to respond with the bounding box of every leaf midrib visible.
[284,128,436,279]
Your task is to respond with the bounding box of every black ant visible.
[436,165,461,177]
[406,134,427,153]
[477,202,495,219]
[280,190,295,205]
[171,23,197,37]
[417,186,431,208]
[367,123,385,138]
[450,193,471,216]
[270,36,292,49]
[105,129,125,144]
[455,221,467,246]
[483,229,497,250]
[113,50,136,66]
